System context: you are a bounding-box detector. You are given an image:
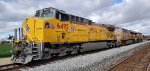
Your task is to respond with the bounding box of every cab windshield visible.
[35,9,54,18]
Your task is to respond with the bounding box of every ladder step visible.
[32,47,38,48]
[32,51,38,52]
[33,54,39,56]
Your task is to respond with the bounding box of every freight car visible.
[11,7,142,64]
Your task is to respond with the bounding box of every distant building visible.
[0,39,12,44]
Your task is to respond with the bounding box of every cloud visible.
[123,18,150,35]
[89,0,150,24]
[0,0,150,38]
[0,0,54,38]
[0,0,115,39]
[0,0,50,22]
[51,0,115,17]
[0,0,115,22]
[88,0,150,35]
[0,21,21,32]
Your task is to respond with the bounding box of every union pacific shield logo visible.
[71,26,75,32]
[45,22,50,29]
[45,22,54,29]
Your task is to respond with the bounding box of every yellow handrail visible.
[35,28,43,51]
[23,27,33,41]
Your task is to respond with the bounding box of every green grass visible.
[0,44,12,58]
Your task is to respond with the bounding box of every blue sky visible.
[0,0,150,40]
[115,0,123,3]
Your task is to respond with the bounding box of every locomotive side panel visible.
[67,23,89,43]
[89,25,97,41]
[89,25,110,41]
[45,18,69,43]
[99,26,108,41]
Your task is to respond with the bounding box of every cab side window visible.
[71,15,75,21]
[55,11,69,21]
[76,17,79,22]
[56,11,60,20]
[80,18,84,23]
[35,10,40,17]
[61,13,69,21]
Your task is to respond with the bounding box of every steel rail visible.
[0,64,22,71]
[146,63,150,71]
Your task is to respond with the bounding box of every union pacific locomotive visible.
[11,7,143,64]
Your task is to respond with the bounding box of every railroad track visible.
[0,48,109,71]
[0,47,108,71]
[146,63,150,71]
[1,43,149,71]
[108,43,150,71]
[0,64,23,71]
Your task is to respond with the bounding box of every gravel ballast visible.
[21,41,150,71]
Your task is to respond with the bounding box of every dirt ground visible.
[0,57,12,66]
[109,44,150,71]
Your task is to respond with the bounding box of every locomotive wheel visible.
[66,51,72,55]
[51,53,59,58]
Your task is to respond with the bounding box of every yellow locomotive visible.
[114,28,143,46]
[11,7,142,64]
